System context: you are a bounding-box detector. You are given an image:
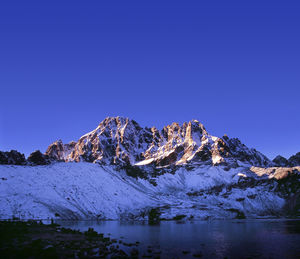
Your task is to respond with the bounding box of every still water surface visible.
[57,219,300,259]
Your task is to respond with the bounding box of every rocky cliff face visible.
[45,140,76,162]
[45,117,271,170]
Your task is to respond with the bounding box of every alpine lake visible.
[54,218,300,259]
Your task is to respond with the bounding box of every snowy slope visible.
[0,163,156,220]
[0,163,286,220]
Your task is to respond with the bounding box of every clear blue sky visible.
[0,0,299,159]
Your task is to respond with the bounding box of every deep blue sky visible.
[0,0,299,159]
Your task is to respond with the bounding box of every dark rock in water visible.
[148,208,161,225]
[288,152,300,167]
[0,150,26,165]
[27,150,50,165]
[193,251,203,257]
[273,155,290,167]
[226,208,246,219]
[130,248,139,257]
[173,214,187,220]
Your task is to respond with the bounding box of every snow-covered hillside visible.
[1,117,299,220]
[0,163,290,220]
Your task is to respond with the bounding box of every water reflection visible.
[284,220,300,234]
[56,219,300,258]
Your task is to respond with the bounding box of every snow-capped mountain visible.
[45,116,271,169]
[0,116,299,220]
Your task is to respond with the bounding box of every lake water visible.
[56,219,300,258]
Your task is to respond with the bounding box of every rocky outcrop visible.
[0,150,26,165]
[272,152,300,167]
[223,137,270,167]
[45,116,272,169]
[288,152,300,167]
[273,155,290,167]
[250,166,300,216]
[27,150,50,165]
[45,140,76,161]
[68,117,153,165]
[250,166,300,180]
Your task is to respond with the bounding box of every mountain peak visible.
[97,116,142,131]
[99,116,128,127]
[45,117,272,169]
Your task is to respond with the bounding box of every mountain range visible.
[0,116,299,220]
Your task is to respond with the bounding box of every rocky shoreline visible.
[0,221,142,259]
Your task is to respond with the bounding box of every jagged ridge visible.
[46,116,271,169]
